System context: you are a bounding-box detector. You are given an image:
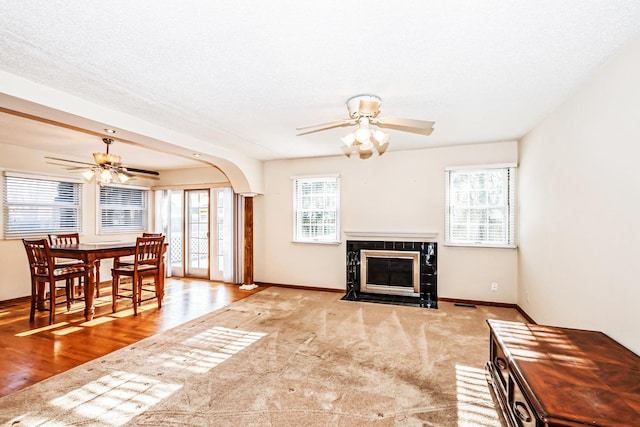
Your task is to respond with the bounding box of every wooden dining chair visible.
[113,233,163,269]
[48,233,101,298]
[23,238,87,324]
[111,235,165,316]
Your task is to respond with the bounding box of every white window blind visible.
[292,175,340,243]
[98,185,149,234]
[445,165,515,247]
[3,172,82,238]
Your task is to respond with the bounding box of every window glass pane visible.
[445,167,515,247]
[3,175,82,237]
[293,176,339,243]
[98,185,148,234]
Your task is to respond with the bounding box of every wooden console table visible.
[486,319,640,426]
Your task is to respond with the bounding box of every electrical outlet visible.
[491,282,498,292]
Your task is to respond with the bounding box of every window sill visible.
[292,240,342,246]
[444,243,517,249]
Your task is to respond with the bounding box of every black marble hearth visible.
[343,240,437,308]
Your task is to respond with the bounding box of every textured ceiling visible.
[1,1,640,167]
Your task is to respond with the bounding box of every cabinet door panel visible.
[490,335,509,389]
[509,375,539,427]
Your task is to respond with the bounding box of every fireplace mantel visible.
[343,231,438,239]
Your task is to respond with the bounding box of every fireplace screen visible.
[360,250,420,296]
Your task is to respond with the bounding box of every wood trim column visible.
[243,196,254,286]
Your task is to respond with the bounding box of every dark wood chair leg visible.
[29,279,37,322]
[155,274,162,309]
[111,274,118,313]
[95,260,101,297]
[49,284,55,325]
[132,275,139,316]
[65,280,72,311]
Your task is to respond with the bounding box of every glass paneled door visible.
[186,190,209,277]
[159,188,230,281]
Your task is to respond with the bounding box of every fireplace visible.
[360,250,420,297]
[343,240,437,308]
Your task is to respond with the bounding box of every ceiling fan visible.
[46,138,160,184]
[296,94,435,159]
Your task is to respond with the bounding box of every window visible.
[98,185,149,234]
[445,165,516,247]
[3,171,82,238]
[292,175,340,243]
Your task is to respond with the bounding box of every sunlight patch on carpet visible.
[39,371,182,426]
[455,365,500,426]
[148,326,266,374]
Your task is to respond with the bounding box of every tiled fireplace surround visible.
[343,240,438,308]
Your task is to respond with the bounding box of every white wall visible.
[255,141,518,303]
[518,37,640,353]
[154,165,229,187]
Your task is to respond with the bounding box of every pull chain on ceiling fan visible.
[296,95,435,159]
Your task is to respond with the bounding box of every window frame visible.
[444,164,516,248]
[292,174,340,244]
[2,170,83,239]
[96,183,150,235]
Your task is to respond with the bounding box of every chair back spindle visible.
[48,233,80,246]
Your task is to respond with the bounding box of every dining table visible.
[49,241,165,321]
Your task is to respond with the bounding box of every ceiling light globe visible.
[359,138,373,151]
[372,130,390,146]
[355,127,371,143]
[117,172,130,183]
[93,152,108,164]
[82,170,95,182]
[341,133,356,147]
[100,169,113,183]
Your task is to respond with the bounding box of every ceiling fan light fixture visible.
[93,152,108,164]
[372,130,390,146]
[48,137,160,185]
[359,138,373,151]
[93,152,120,164]
[82,169,95,182]
[354,127,371,143]
[117,171,131,183]
[100,168,113,184]
[341,133,356,147]
[295,94,434,159]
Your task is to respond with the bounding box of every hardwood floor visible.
[0,278,266,399]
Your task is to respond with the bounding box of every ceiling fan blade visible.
[46,161,87,170]
[296,119,356,136]
[374,117,435,135]
[120,166,159,176]
[45,156,96,167]
[127,171,160,180]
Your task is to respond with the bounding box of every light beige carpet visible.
[0,288,525,426]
